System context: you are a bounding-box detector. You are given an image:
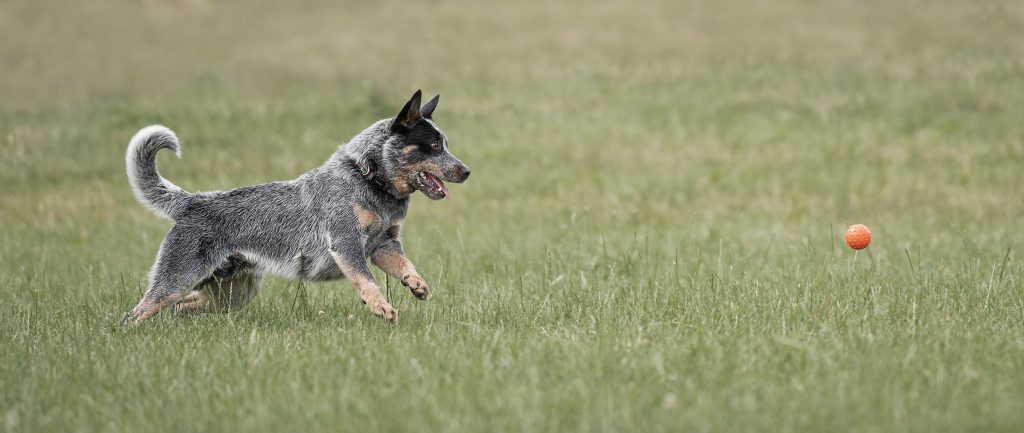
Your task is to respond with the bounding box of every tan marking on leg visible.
[372,250,417,279]
[129,292,185,325]
[174,290,211,315]
[372,249,429,300]
[351,203,378,230]
[329,250,397,322]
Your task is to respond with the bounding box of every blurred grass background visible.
[1,1,1023,432]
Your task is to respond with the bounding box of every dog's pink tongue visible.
[425,173,449,198]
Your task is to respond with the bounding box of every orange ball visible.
[845,224,871,250]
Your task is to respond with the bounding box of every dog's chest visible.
[286,204,403,282]
[360,217,399,253]
[353,202,404,254]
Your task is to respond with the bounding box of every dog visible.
[120,90,469,326]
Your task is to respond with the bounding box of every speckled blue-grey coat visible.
[122,91,470,325]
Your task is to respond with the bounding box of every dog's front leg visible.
[371,240,429,301]
[329,246,397,323]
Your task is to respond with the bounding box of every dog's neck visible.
[335,120,409,200]
[349,157,394,196]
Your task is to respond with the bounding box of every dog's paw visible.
[119,312,139,329]
[370,301,398,323]
[401,274,429,300]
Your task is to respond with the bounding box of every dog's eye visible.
[430,142,442,150]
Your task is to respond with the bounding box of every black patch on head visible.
[404,120,442,152]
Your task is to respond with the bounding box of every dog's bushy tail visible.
[126,125,191,219]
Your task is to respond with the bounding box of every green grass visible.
[2,0,1024,431]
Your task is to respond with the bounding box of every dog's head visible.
[379,90,470,200]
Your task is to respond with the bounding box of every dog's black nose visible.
[460,166,471,180]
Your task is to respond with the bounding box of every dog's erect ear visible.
[420,94,440,119]
[391,90,423,132]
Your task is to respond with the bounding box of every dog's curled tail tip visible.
[126,125,189,219]
[130,125,181,157]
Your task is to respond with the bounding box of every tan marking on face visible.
[414,161,444,175]
[392,161,445,194]
[352,203,378,230]
[391,176,416,195]
[401,145,418,155]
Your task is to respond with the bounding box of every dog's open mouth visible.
[416,171,449,200]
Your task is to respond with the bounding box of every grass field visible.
[2,1,1024,431]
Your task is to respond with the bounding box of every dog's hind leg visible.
[122,229,226,327]
[212,269,262,311]
[174,289,212,316]
[174,275,263,315]
[175,258,263,315]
